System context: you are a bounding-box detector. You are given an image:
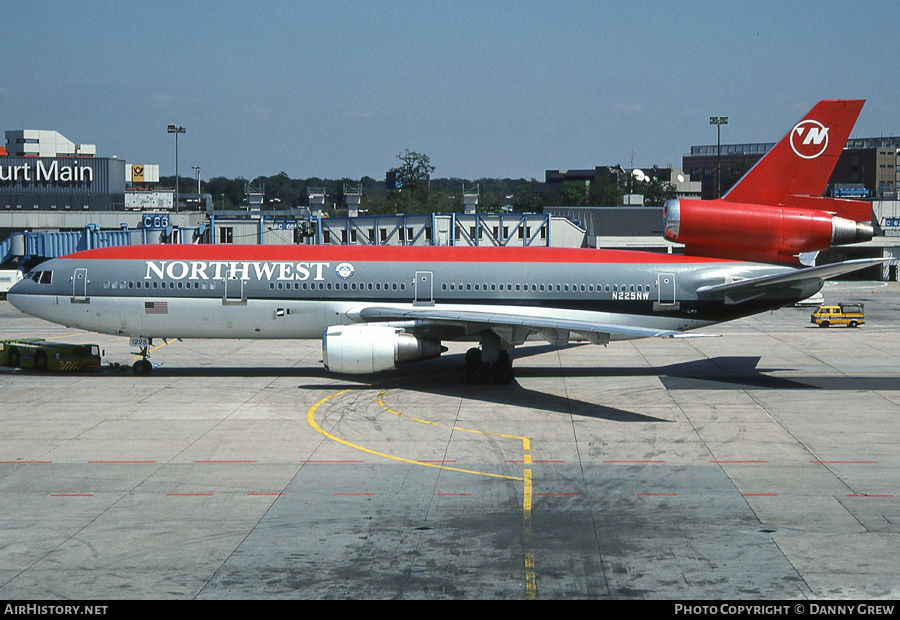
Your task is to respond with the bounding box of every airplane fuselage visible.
[8,245,818,343]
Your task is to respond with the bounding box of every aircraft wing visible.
[355,306,689,346]
[696,258,886,304]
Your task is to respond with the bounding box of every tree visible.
[388,150,437,212]
[390,150,435,191]
[588,169,624,206]
[562,181,589,206]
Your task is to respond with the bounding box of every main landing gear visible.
[465,333,514,385]
[465,348,513,384]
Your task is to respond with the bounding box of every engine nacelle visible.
[664,199,873,265]
[322,324,443,374]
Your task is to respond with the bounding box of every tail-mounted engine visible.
[663,199,873,265]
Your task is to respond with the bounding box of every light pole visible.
[709,116,727,198]
[191,165,202,205]
[167,124,185,212]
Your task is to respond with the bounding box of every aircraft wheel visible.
[133,360,152,375]
[491,351,514,385]
[465,348,485,384]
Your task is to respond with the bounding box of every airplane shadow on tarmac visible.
[76,343,896,422]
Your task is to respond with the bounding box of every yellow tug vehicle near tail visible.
[810,303,865,328]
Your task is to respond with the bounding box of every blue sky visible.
[2,1,898,181]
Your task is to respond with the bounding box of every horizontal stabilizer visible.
[696,258,887,303]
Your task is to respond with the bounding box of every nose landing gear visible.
[132,339,153,375]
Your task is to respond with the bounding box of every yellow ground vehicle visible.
[0,339,101,371]
[810,303,865,328]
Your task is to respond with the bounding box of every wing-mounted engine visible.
[664,198,873,265]
[322,324,443,374]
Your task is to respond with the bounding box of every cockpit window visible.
[28,271,53,284]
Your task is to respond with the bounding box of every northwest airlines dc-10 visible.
[8,100,883,381]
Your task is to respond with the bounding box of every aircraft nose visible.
[7,278,32,313]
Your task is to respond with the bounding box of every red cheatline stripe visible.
[65,244,732,266]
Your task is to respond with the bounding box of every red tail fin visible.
[664,99,874,265]
[722,100,865,216]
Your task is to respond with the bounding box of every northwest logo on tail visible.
[790,120,829,159]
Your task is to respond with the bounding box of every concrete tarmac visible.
[1,280,899,599]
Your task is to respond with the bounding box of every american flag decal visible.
[144,301,168,315]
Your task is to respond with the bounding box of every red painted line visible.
[89,460,157,464]
[51,494,93,497]
[334,493,374,497]
[167,493,213,496]
[434,493,471,497]
[847,494,893,498]
[637,493,677,496]
[810,461,877,464]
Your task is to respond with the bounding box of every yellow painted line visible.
[453,425,531,453]
[307,389,522,482]
[523,468,535,600]
[375,386,536,599]
[376,391,438,425]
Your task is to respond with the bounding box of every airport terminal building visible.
[0,130,126,211]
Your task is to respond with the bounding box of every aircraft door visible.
[657,273,676,305]
[72,268,89,303]
[414,271,434,306]
[223,276,246,305]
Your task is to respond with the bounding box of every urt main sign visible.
[0,160,94,184]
